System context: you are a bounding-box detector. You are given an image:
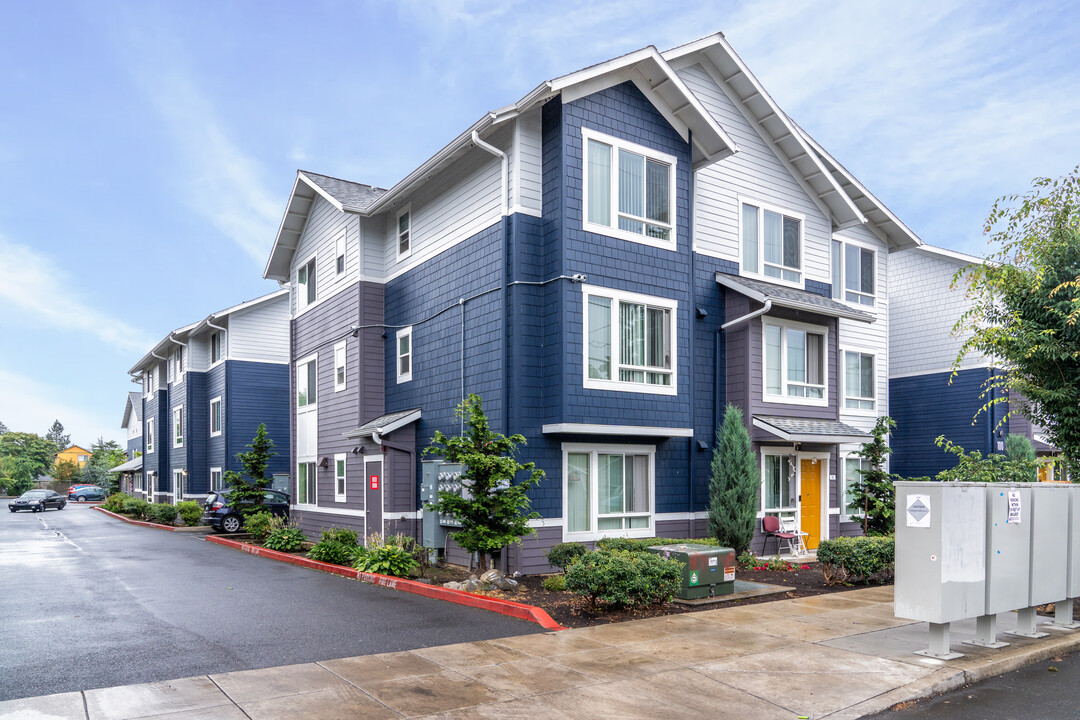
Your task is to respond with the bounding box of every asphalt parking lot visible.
[0,503,540,701]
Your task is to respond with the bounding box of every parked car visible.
[68,485,105,502]
[66,484,97,495]
[201,489,290,533]
[9,490,67,512]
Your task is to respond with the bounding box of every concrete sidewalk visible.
[6,586,1080,719]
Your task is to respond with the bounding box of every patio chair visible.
[760,515,799,556]
[779,515,809,556]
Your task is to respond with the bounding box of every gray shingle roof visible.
[754,415,872,442]
[716,272,874,322]
[109,456,143,473]
[344,408,422,439]
[300,171,387,212]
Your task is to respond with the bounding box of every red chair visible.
[760,515,799,556]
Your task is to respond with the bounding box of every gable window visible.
[145,369,156,395]
[334,341,347,392]
[335,232,346,275]
[762,453,796,516]
[173,406,184,448]
[297,356,317,409]
[210,331,225,364]
[146,419,155,454]
[843,456,868,520]
[297,256,316,310]
[334,454,346,502]
[581,128,676,250]
[844,351,875,411]
[210,468,222,492]
[583,285,676,395]
[564,444,654,540]
[741,202,802,284]
[844,244,875,306]
[396,327,413,383]
[763,319,827,405]
[210,397,222,437]
[297,461,316,505]
[169,346,185,380]
[396,205,411,260]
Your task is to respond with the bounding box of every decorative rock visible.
[480,569,504,583]
[493,577,519,592]
[463,578,484,593]
[443,581,465,591]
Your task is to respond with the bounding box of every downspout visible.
[687,137,696,538]
[471,130,509,216]
[720,299,772,330]
[372,429,419,545]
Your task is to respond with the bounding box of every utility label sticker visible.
[724,567,736,581]
[708,557,718,567]
[1007,490,1022,524]
[690,571,699,585]
[906,494,931,528]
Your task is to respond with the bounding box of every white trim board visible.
[542,423,694,438]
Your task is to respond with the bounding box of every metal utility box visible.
[985,484,1032,614]
[895,482,986,623]
[1068,485,1080,598]
[421,461,466,550]
[1029,484,1069,606]
[647,544,735,599]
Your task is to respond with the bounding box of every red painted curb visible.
[93,506,178,531]
[206,535,564,631]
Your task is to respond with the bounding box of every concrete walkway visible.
[6,586,1080,719]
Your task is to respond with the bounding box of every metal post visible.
[1053,598,1080,629]
[915,622,964,660]
[966,614,1009,649]
[1009,607,1049,639]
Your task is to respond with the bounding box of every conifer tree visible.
[707,404,760,553]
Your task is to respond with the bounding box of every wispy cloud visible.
[0,366,122,445]
[0,236,156,354]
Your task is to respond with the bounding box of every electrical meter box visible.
[985,484,1032,614]
[647,544,735,599]
[894,481,986,623]
[421,461,466,550]
[1029,484,1069,606]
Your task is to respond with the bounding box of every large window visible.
[210,331,225,364]
[832,239,876,306]
[763,319,827,405]
[843,351,875,411]
[334,341,347,392]
[583,285,676,395]
[761,454,796,514]
[564,445,653,540]
[210,468,222,493]
[582,128,676,249]
[334,454,346,502]
[843,457,868,520]
[297,461,316,505]
[396,205,411,260]
[297,356,317,409]
[741,202,803,283]
[146,419,155,454]
[396,327,413,384]
[210,397,222,437]
[173,406,184,448]
[297,256,316,310]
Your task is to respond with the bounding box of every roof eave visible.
[714,272,874,323]
[752,417,871,444]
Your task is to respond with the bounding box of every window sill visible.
[741,270,803,290]
[210,431,222,438]
[581,221,676,252]
[564,525,655,543]
[334,496,347,504]
[761,394,828,408]
[841,406,878,417]
[584,378,677,396]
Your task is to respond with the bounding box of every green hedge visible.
[176,501,202,527]
[121,497,150,520]
[150,503,178,526]
[545,542,587,569]
[564,549,684,609]
[595,537,721,553]
[816,535,894,585]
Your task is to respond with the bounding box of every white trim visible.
[290,506,367,518]
[738,195,805,288]
[561,442,656,543]
[542,423,692,437]
[296,352,318,412]
[889,363,992,380]
[526,517,565,528]
[838,453,868,524]
[146,418,155,454]
[334,453,347,503]
[761,316,829,408]
[172,405,184,448]
[210,467,222,493]
[333,340,347,393]
[841,348,878,416]
[396,326,413,384]
[295,458,317,507]
[580,127,678,251]
[508,204,543,218]
[296,252,317,313]
[581,283,678,396]
[209,330,227,367]
[833,236,877,308]
[395,204,413,262]
[209,396,223,437]
[335,229,347,276]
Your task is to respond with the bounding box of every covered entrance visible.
[799,457,823,549]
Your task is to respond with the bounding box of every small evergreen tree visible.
[849,416,897,536]
[224,424,276,518]
[707,404,760,554]
[424,394,543,571]
[1004,433,1038,482]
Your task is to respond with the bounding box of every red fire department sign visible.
[369,474,380,490]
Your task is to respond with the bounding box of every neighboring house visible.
[56,445,92,468]
[263,33,922,572]
[112,392,145,494]
[126,291,292,504]
[889,244,1062,479]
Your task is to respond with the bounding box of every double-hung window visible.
[209,397,222,437]
[335,232,346,275]
[831,239,876,305]
[297,461,316,505]
[564,444,653,540]
[396,205,411,260]
[297,256,316,310]
[210,331,225,364]
[334,341,347,392]
[843,457,868,519]
[210,468,222,492]
[334,454,346,502]
[169,347,184,380]
[583,285,676,395]
[742,202,803,283]
[145,369,155,395]
[762,453,796,517]
[396,327,412,383]
[581,128,676,250]
[297,357,317,409]
[763,319,827,404]
[146,419,155,453]
[173,406,184,448]
[843,351,875,411]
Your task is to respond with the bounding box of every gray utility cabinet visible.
[985,484,1032,614]
[1029,484,1069,607]
[895,482,986,623]
[420,461,466,551]
[1068,485,1080,598]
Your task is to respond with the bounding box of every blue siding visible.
[168,377,188,496]
[186,371,208,494]
[805,279,832,298]
[206,363,227,474]
[225,361,290,478]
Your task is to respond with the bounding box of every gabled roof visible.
[60,445,91,455]
[343,408,422,439]
[122,392,142,429]
[913,243,982,265]
[754,416,872,444]
[265,44,740,281]
[716,272,874,323]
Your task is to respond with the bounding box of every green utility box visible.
[647,543,736,599]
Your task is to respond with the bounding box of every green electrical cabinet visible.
[647,543,736,599]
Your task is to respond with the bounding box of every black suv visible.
[201,489,290,533]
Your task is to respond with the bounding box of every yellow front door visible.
[800,459,822,550]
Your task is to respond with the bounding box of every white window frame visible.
[581,128,677,251]
[209,396,223,437]
[296,460,317,507]
[396,326,413,384]
[297,254,317,311]
[168,347,185,382]
[146,418,155,454]
[334,341,347,392]
[561,443,656,542]
[172,405,184,448]
[759,450,798,520]
[334,453,347,502]
[841,453,868,522]
[145,368,156,396]
[396,204,412,261]
[832,235,877,306]
[841,348,877,414]
[335,230,346,276]
[210,467,222,493]
[739,197,805,287]
[174,469,185,503]
[581,284,678,396]
[761,317,828,407]
[210,330,226,365]
[296,353,318,412]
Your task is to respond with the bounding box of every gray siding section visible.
[516,109,543,213]
[293,508,366,540]
[229,294,290,364]
[290,196,360,317]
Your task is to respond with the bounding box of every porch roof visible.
[109,456,143,473]
[753,415,872,444]
[716,272,874,323]
[343,408,422,439]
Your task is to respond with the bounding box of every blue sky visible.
[0,0,1077,446]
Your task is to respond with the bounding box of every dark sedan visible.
[201,489,290,533]
[9,490,67,512]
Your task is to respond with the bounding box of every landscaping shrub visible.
[817,535,895,585]
[353,533,418,577]
[102,493,129,512]
[545,542,587,569]
[121,497,150,520]
[263,522,306,552]
[320,527,359,547]
[307,541,357,565]
[245,511,276,543]
[150,503,178,526]
[736,550,757,570]
[564,549,684,609]
[176,501,202,527]
[541,574,566,592]
[595,537,721,554]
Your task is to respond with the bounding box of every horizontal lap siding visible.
[517,109,543,213]
[225,361,290,478]
[207,364,226,473]
[294,508,366,539]
[186,371,208,495]
[229,296,290,364]
[290,198,359,317]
